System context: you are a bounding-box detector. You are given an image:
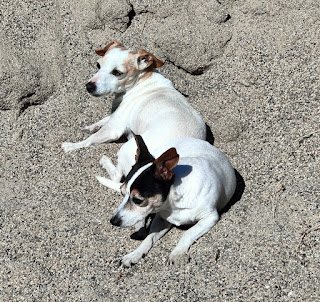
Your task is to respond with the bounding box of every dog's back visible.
[119,72,206,141]
[154,138,237,222]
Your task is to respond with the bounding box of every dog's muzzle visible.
[110,214,122,227]
[86,81,96,94]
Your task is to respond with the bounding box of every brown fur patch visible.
[154,148,179,180]
[123,50,163,82]
[95,40,125,56]
[136,49,164,69]
[131,189,141,197]
[123,56,139,75]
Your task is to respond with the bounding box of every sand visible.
[0,0,319,301]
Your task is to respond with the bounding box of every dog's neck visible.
[112,71,173,112]
[112,92,125,112]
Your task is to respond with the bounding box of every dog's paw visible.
[168,250,190,266]
[60,142,77,152]
[83,125,100,134]
[99,155,113,170]
[121,250,145,267]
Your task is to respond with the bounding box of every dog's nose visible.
[110,215,122,227]
[86,81,96,93]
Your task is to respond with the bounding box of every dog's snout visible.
[86,81,96,94]
[110,214,122,227]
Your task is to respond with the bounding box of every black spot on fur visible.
[124,134,155,184]
[131,164,174,202]
[124,158,154,184]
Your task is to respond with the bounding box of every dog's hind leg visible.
[168,210,220,265]
[84,116,110,134]
[99,155,123,182]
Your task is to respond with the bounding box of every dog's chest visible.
[159,207,198,226]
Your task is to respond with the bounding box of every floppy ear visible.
[154,148,179,180]
[136,49,164,70]
[132,132,154,162]
[95,40,124,56]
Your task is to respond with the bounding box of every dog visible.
[96,134,236,266]
[61,40,206,167]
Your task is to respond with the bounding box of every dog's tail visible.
[95,175,121,193]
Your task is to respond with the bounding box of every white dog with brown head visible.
[97,134,236,266]
[61,41,206,182]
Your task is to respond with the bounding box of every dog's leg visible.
[95,175,121,192]
[122,214,172,267]
[61,123,123,152]
[99,155,123,182]
[84,116,110,134]
[168,211,220,265]
[99,139,136,181]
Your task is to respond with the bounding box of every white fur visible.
[102,137,236,266]
[95,175,121,193]
[61,45,206,181]
[91,48,131,95]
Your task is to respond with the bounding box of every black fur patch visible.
[125,134,173,201]
[130,164,174,202]
[124,158,154,184]
[124,134,155,184]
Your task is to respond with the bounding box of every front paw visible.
[168,250,190,265]
[122,250,145,267]
[60,142,77,152]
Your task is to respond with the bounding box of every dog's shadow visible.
[205,123,215,145]
[219,168,245,216]
[204,123,245,215]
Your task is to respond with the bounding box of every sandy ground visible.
[0,0,319,301]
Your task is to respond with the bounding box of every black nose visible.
[110,215,122,227]
[86,81,96,93]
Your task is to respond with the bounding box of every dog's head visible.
[110,134,179,228]
[86,40,164,96]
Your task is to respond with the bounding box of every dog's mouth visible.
[110,212,146,228]
[85,81,118,97]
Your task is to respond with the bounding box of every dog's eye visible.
[96,62,101,69]
[111,69,124,77]
[132,197,143,205]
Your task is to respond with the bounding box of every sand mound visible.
[1,0,319,300]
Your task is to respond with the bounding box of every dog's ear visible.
[132,132,154,162]
[95,40,124,56]
[154,148,179,180]
[136,49,164,70]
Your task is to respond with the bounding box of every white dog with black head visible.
[97,134,236,266]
